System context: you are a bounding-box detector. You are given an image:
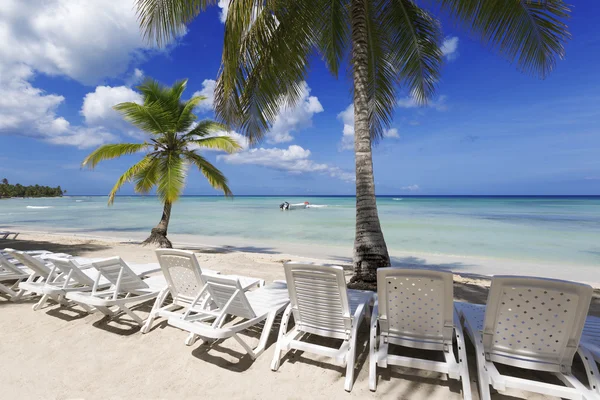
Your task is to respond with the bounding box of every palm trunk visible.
[348,0,391,290]
[143,201,173,248]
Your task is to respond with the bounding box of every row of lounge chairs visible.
[0,231,19,240]
[1,247,599,399]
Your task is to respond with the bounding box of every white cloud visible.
[192,79,216,112]
[397,94,448,111]
[0,0,180,148]
[267,82,324,143]
[441,36,459,61]
[384,128,399,138]
[0,0,159,85]
[218,0,230,23]
[126,68,145,86]
[401,184,420,191]
[81,86,142,127]
[338,104,355,151]
[337,104,399,150]
[0,64,117,148]
[218,145,354,182]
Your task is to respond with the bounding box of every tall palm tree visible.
[82,78,240,248]
[135,0,570,287]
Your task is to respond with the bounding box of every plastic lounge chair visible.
[580,316,600,394]
[66,257,165,325]
[18,255,159,312]
[168,274,289,359]
[141,249,264,335]
[369,268,472,398]
[270,262,375,392]
[0,253,33,300]
[0,231,19,240]
[455,276,597,400]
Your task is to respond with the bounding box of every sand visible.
[1,231,599,399]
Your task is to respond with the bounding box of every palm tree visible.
[82,78,240,248]
[135,0,570,287]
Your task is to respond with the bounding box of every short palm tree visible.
[82,78,240,248]
[135,0,571,287]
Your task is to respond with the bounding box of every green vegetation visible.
[82,78,240,248]
[136,0,572,288]
[0,178,64,198]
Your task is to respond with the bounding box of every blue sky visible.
[0,0,599,196]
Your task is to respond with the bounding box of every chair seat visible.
[347,289,376,316]
[246,281,290,316]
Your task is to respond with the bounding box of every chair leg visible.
[271,304,293,371]
[141,288,168,334]
[120,305,144,325]
[344,337,357,392]
[369,303,379,391]
[185,333,198,346]
[32,294,50,311]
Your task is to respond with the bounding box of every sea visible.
[1,195,599,269]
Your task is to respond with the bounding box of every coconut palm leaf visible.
[183,120,229,139]
[113,102,177,134]
[436,0,570,77]
[82,143,150,169]
[177,96,204,132]
[107,156,154,205]
[156,153,187,203]
[136,0,216,46]
[189,136,241,153]
[185,151,233,197]
[134,156,162,194]
[315,0,350,77]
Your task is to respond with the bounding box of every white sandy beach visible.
[1,231,598,399]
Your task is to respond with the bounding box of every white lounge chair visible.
[168,274,289,359]
[270,262,375,392]
[369,268,472,398]
[20,255,159,312]
[0,231,19,240]
[580,316,600,394]
[66,257,164,325]
[141,249,264,335]
[456,276,597,400]
[0,253,32,300]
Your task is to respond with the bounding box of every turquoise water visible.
[1,196,599,266]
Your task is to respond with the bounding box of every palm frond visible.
[383,0,443,105]
[134,156,161,193]
[315,0,350,76]
[156,153,187,203]
[82,143,150,169]
[189,136,242,153]
[107,156,153,205]
[215,0,321,143]
[183,120,229,139]
[436,0,571,78]
[114,102,177,135]
[176,96,203,133]
[185,151,233,197]
[135,0,216,47]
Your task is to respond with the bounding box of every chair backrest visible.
[0,253,27,276]
[44,256,96,287]
[377,268,454,350]
[202,274,256,320]
[155,249,205,304]
[483,275,592,372]
[5,249,52,277]
[284,262,351,339]
[91,257,149,292]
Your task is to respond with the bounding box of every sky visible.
[0,0,599,196]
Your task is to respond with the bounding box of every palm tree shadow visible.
[1,238,112,256]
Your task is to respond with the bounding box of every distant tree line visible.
[0,178,65,198]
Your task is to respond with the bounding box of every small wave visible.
[393,198,403,201]
[306,204,327,208]
[75,200,84,202]
[26,206,54,209]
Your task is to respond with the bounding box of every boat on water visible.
[279,201,327,210]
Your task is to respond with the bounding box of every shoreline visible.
[3,226,600,289]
